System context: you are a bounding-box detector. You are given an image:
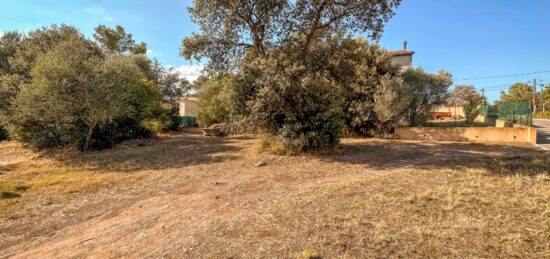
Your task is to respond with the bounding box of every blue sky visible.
[1,0,549,101]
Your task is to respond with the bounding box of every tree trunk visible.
[84,122,96,151]
[409,108,416,126]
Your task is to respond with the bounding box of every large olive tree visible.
[182,0,401,152]
[10,37,141,150]
[328,37,400,135]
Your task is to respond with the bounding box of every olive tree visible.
[182,0,400,70]
[94,25,147,54]
[182,0,401,153]
[374,75,411,134]
[234,40,344,153]
[328,37,400,135]
[196,75,232,127]
[401,68,453,125]
[10,37,142,150]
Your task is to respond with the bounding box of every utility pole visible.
[533,78,537,114]
[540,82,545,112]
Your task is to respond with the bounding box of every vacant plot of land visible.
[1,132,549,258]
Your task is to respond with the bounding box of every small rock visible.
[255,161,268,167]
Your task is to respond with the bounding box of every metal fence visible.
[480,102,532,126]
[181,116,198,127]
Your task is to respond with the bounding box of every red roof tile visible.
[390,50,415,56]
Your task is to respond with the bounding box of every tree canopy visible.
[448,85,484,106]
[181,0,401,72]
[499,82,533,104]
[1,24,187,149]
[402,68,453,125]
[94,25,147,54]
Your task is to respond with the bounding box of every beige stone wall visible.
[395,127,537,144]
[179,97,200,117]
[391,55,412,70]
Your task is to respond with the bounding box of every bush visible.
[165,110,183,130]
[373,75,411,135]
[196,75,232,127]
[9,36,167,150]
[210,122,248,135]
[140,118,165,135]
[78,118,152,150]
[0,127,8,141]
[464,98,482,125]
[329,38,400,136]
[238,41,343,154]
[181,116,197,127]
[258,134,287,155]
[401,68,453,125]
[535,112,550,119]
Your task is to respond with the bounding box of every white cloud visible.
[0,31,4,38]
[84,7,116,22]
[103,16,115,22]
[84,7,105,15]
[173,64,205,82]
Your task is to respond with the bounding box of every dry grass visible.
[0,142,144,212]
[1,132,549,258]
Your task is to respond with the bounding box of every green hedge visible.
[0,127,8,141]
[181,116,197,127]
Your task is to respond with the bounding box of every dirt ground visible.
[1,132,549,258]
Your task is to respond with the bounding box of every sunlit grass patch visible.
[493,155,550,176]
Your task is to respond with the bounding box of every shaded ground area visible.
[1,132,549,258]
[534,119,550,149]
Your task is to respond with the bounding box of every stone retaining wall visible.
[395,127,537,144]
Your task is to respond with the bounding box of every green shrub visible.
[196,75,232,127]
[181,116,197,127]
[258,134,287,155]
[401,68,453,125]
[535,112,550,119]
[140,118,164,135]
[329,38,401,136]
[0,127,8,141]
[80,117,154,150]
[237,40,343,154]
[464,98,482,125]
[373,75,411,135]
[165,110,183,130]
[0,25,185,150]
[9,37,167,150]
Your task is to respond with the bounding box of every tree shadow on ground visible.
[52,133,252,173]
[323,139,549,175]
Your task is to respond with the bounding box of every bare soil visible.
[1,132,549,258]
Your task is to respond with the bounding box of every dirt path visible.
[1,133,548,258]
[2,149,359,258]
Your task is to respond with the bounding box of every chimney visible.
[403,40,407,50]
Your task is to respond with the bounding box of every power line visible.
[455,70,550,81]
[454,78,550,93]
